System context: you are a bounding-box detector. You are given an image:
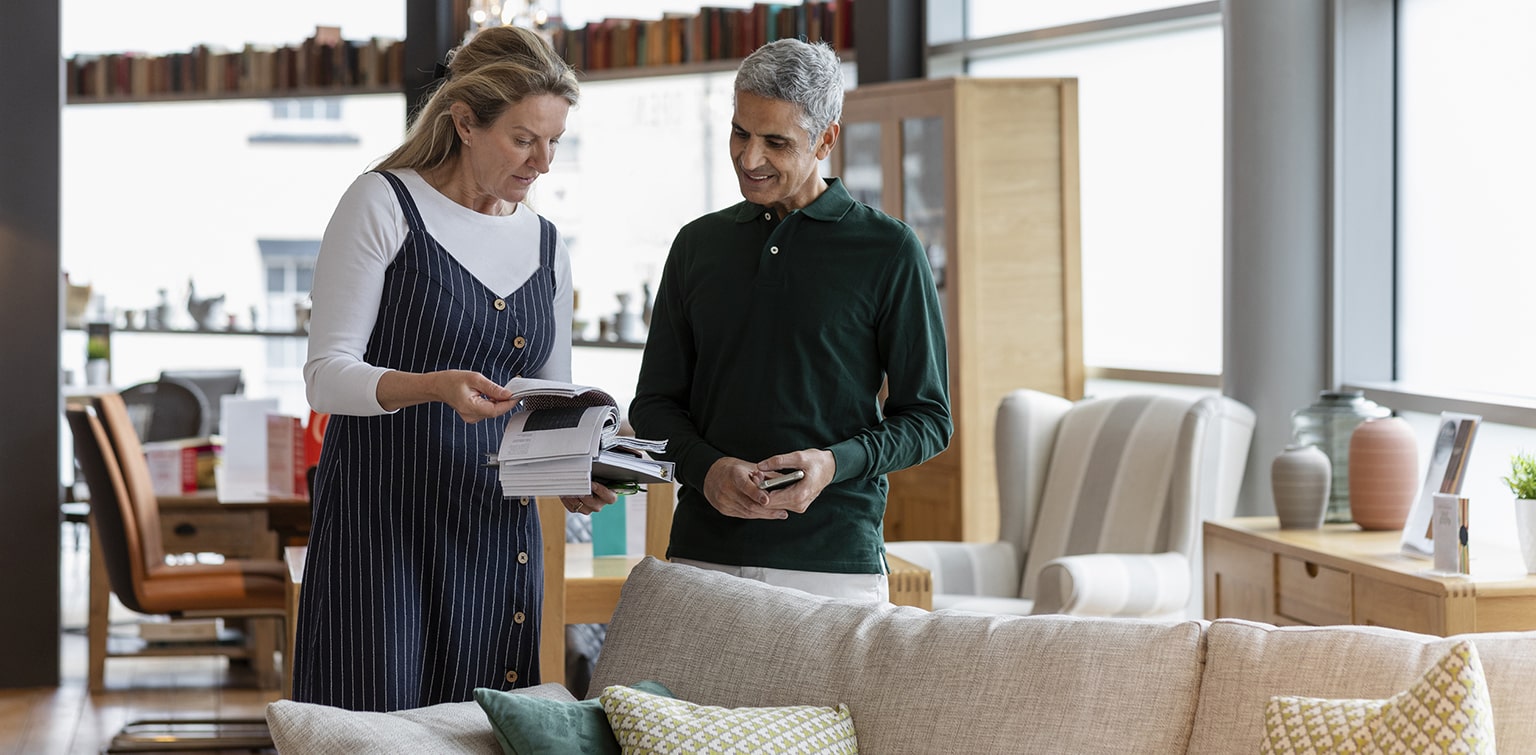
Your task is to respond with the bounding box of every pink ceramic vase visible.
[1348,416,1419,531]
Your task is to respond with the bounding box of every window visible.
[967,0,1207,39]
[61,0,406,417]
[965,12,1224,377]
[1396,0,1536,402]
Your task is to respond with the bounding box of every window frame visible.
[1333,0,1536,429]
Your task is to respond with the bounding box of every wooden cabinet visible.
[1205,518,1536,636]
[832,77,1084,542]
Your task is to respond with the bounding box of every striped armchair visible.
[886,389,1255,620]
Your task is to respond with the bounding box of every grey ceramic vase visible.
[1272,444,1331,530]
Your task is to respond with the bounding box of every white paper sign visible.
[221,396,279,499]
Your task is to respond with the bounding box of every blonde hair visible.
[376,26,579,172]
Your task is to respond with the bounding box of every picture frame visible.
[1401,411,1481,557]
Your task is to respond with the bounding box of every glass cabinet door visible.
[902,116,947,289]
[840,120,884,211]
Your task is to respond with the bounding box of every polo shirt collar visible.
[732,178,855,223]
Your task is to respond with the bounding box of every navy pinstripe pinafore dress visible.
[293,170,557,712]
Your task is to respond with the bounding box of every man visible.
[630,38,952,602]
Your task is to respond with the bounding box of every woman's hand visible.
[562,481,620,516]
[438,370,518,423]
[376,369,517,422]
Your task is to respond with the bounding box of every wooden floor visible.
[0,527,280,755]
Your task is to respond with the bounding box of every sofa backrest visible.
[1189,619,1536,753]
[592,558,1208,754]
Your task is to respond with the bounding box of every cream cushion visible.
[1259,640,1496,754]
[1190,620,1536,754]
[590,558,1206,754]
[601,684,857,754]
[266,682,572,754]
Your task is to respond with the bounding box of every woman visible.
[295,25,615,712]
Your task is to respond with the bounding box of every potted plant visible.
[84,335,112,385]
[1504,451,1536,574]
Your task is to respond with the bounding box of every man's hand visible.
[757,449,835,514]
[702,457,786,519]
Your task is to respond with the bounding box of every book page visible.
[497,405,614,464]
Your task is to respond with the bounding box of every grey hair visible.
[734,39,844,142]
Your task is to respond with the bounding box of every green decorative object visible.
[1501,451,1536,500]
[474,680,672,755]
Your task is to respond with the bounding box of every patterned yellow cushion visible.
[1260,639,1496,754]
[599,684,858,755]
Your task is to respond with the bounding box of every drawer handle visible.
[174,523,197,537]
[1304,562,1320,578]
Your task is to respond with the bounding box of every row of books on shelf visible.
[551,0,855,73]
[66,27,404,100]
[65,0,854,101]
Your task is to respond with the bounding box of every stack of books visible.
[493,378,674,497]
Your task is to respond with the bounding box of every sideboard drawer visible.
[1354,576,1443,635]
[1275,554,1352,625]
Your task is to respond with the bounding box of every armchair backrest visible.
[66,400,155,614]
[996,390,1255,601]
[90,393,172,579]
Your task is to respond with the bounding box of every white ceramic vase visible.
[1515,499,1536,574]
[1272,444,1331,530]
[84,358,110,387]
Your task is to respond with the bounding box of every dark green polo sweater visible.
[630,178,952,574]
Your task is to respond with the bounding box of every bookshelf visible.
[548,1,853,75]
[63,1,856,104]
[64,30,406,105]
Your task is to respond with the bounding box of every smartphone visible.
[759,469,805,491]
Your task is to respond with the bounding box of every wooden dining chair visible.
[66,393,288,684]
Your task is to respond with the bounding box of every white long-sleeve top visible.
[304,169,574,416]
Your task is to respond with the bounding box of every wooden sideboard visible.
[1204,517,1536,636]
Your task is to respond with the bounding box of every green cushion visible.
[600,684,858,754]
[475,680,673,755]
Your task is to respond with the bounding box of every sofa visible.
[269,557,1536,753]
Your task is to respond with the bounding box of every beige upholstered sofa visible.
[268,557,1536,753]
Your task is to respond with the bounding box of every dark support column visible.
[0,0,62,688]
[405,0,461,122]
[854,0,926,85]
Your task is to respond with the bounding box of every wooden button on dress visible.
[493,298,507,311]
[517,551,528,564]
[504,670,518,683]
[513,336,526,349]
[513,611,525,624]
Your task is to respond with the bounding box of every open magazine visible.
[491,377,674,497]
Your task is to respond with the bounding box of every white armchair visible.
[886,389,1255,620]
